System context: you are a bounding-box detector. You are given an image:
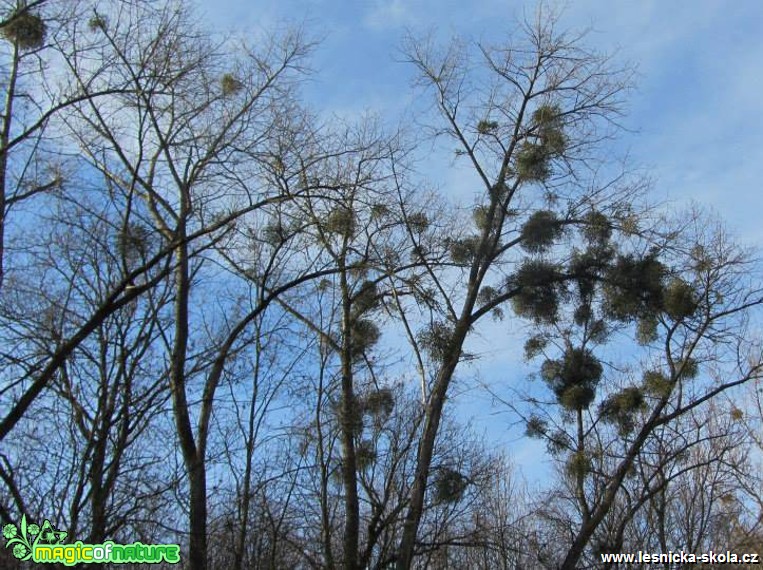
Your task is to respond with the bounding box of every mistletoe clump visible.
[2,10,46,50]
[262,220,289,246]
[541,347,603,411]
[472,205,492,232]
[433,467,468,504]
[355,440,377,470]
[663,277,699,320]
[333,395,364,437]
[449,236,481,264]
[116,223,151,263]
[515,104,567,182]
[566,451,591,479]
[352,280,380,317]
[582,210,612,245]
[603,253,667,321]
[523,334,549,359]
[520,210,563,253]
[643,370,673,398]
[324,207,356,237]
[363,387,395,419]
[418,321,454,363]
[407,212,430,234]
[509,259,562,323]
[477,119,499,134]
[599,387,646,435]
[516,143,551,182]
[88,14,108,32]
[349,318,381,360]
[221,73,244,96]
[525,415,548,438]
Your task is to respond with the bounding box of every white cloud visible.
[363,0,417,30]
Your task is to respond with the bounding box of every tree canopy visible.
[0,2,761,570]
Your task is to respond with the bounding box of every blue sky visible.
[201,0,763,242]
[200,0,763,482]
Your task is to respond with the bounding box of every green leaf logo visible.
[3,516,66,561]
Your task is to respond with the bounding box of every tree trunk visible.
[396,340,464,569]
[340,268,360,570]
[169,237,208,570]
[188,456,208,570]
[0,42,19,292]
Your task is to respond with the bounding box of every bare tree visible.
[394,9,642,567]
[260,119,431,569]
[0,164,178,546]
[23,2,313,568]
[501,208,763,568]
